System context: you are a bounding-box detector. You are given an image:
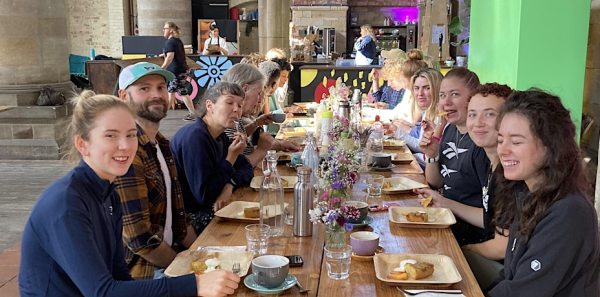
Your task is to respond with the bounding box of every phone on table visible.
[285,255,304,267]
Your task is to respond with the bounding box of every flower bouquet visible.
[323,78,351,111]
[309,192,360,248]
[309,113,362,248]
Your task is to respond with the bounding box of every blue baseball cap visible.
[118,62,175,89]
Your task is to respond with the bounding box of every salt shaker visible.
[293,166,314,237]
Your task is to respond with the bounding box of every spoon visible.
[295,280,310,293]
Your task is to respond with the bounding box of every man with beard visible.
[114,62,197,279]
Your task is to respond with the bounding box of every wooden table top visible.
[189,158,483,297]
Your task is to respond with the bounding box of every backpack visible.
[36,86,66,106]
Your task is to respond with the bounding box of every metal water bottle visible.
[338,100,350,120]
[293,166,314,237]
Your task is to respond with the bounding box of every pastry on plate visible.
[405,211,428,222]
[404,262,434,280]
[243,206,260,218]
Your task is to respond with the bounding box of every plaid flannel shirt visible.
[371,85,405,110]
[114,125,190,280]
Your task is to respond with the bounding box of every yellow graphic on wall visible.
[299,68,375,102]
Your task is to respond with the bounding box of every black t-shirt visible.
[438,124,490,245]
[163,37,188,75]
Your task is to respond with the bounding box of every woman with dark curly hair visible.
[487,89,599,297]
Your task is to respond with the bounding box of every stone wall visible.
[292,0,347,5]
[347,0,418,5]
[586,0,600,225]
[291,6,348,54]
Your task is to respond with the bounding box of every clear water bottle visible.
[260,151,284,237]
[293,166,314,237]
[301,132,320,184]
[368,121,384,153]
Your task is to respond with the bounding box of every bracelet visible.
[433,136,441,144]
[425,154,439,163]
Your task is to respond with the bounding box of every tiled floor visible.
[0,242,20,297]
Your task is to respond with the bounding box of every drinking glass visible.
[325,245,352,280]
[365,174,384,197]
[369,137,383,154]
[245,224,270,256]
[284,205,294,225]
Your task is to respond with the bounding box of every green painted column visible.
[469,0,591,136]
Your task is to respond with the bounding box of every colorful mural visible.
[300,67,376,102]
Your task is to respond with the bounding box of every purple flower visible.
[345,223,353,231]
[335,215,345,227]
[331,181,344,190]
[349,172,357,183]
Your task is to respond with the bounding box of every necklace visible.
[482,164,493,212]
[455,129,467,160]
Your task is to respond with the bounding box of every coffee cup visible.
[371,153,392,168]
[445,60,455,67]
[350,231,380,256]
[345,201,368,224]
[252,255,290,288]
[271,113,287,123]
[291,152,303,166]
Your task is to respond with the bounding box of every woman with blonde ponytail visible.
[19,91,241,297]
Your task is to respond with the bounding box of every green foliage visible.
[245,20,258,37]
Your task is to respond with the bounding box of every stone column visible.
[258,0,291,53]
[0,0,72,106]
[137,0,192,45]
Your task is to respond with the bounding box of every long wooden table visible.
[189,151,483,297]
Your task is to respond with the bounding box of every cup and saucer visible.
[350,231,384,261]
[346,201,374,228]
[244,255,297,295]
[369,153,395,171]
[244,274,297,295]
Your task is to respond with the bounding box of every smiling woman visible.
[19,91,236,297]
[488,89,600,297]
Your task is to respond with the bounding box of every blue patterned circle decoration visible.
[194,56,233,88]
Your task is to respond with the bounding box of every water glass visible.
[369,138,383,154]
[245,224,270,256]
[366,174,384,197]
[325,245,352,280]
[284,205,294,225]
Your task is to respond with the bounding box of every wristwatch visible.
[425,155,439,163]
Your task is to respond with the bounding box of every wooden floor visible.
[0,110,191,295]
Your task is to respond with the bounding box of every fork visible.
[396,287,463,296]
[231,262,240,275]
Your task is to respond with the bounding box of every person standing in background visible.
[160,21,195,122]
[202,23,228,56]
[354,25,377,66]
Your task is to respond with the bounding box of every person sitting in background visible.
[354,25,377,66]
[265,48,286,60]
[423,55,441,72]
[202,24,228,55]
[372,50,427,118]
[240,52,265,67]
[114,62,197,280]
[221,63,300,168]
[264,58,303,116]
[170,82,254,235]
[19,91,240,297]
[419,67,489,247]
[386,68,443,168]
[380,48,406,64]
[488,89,599,297]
